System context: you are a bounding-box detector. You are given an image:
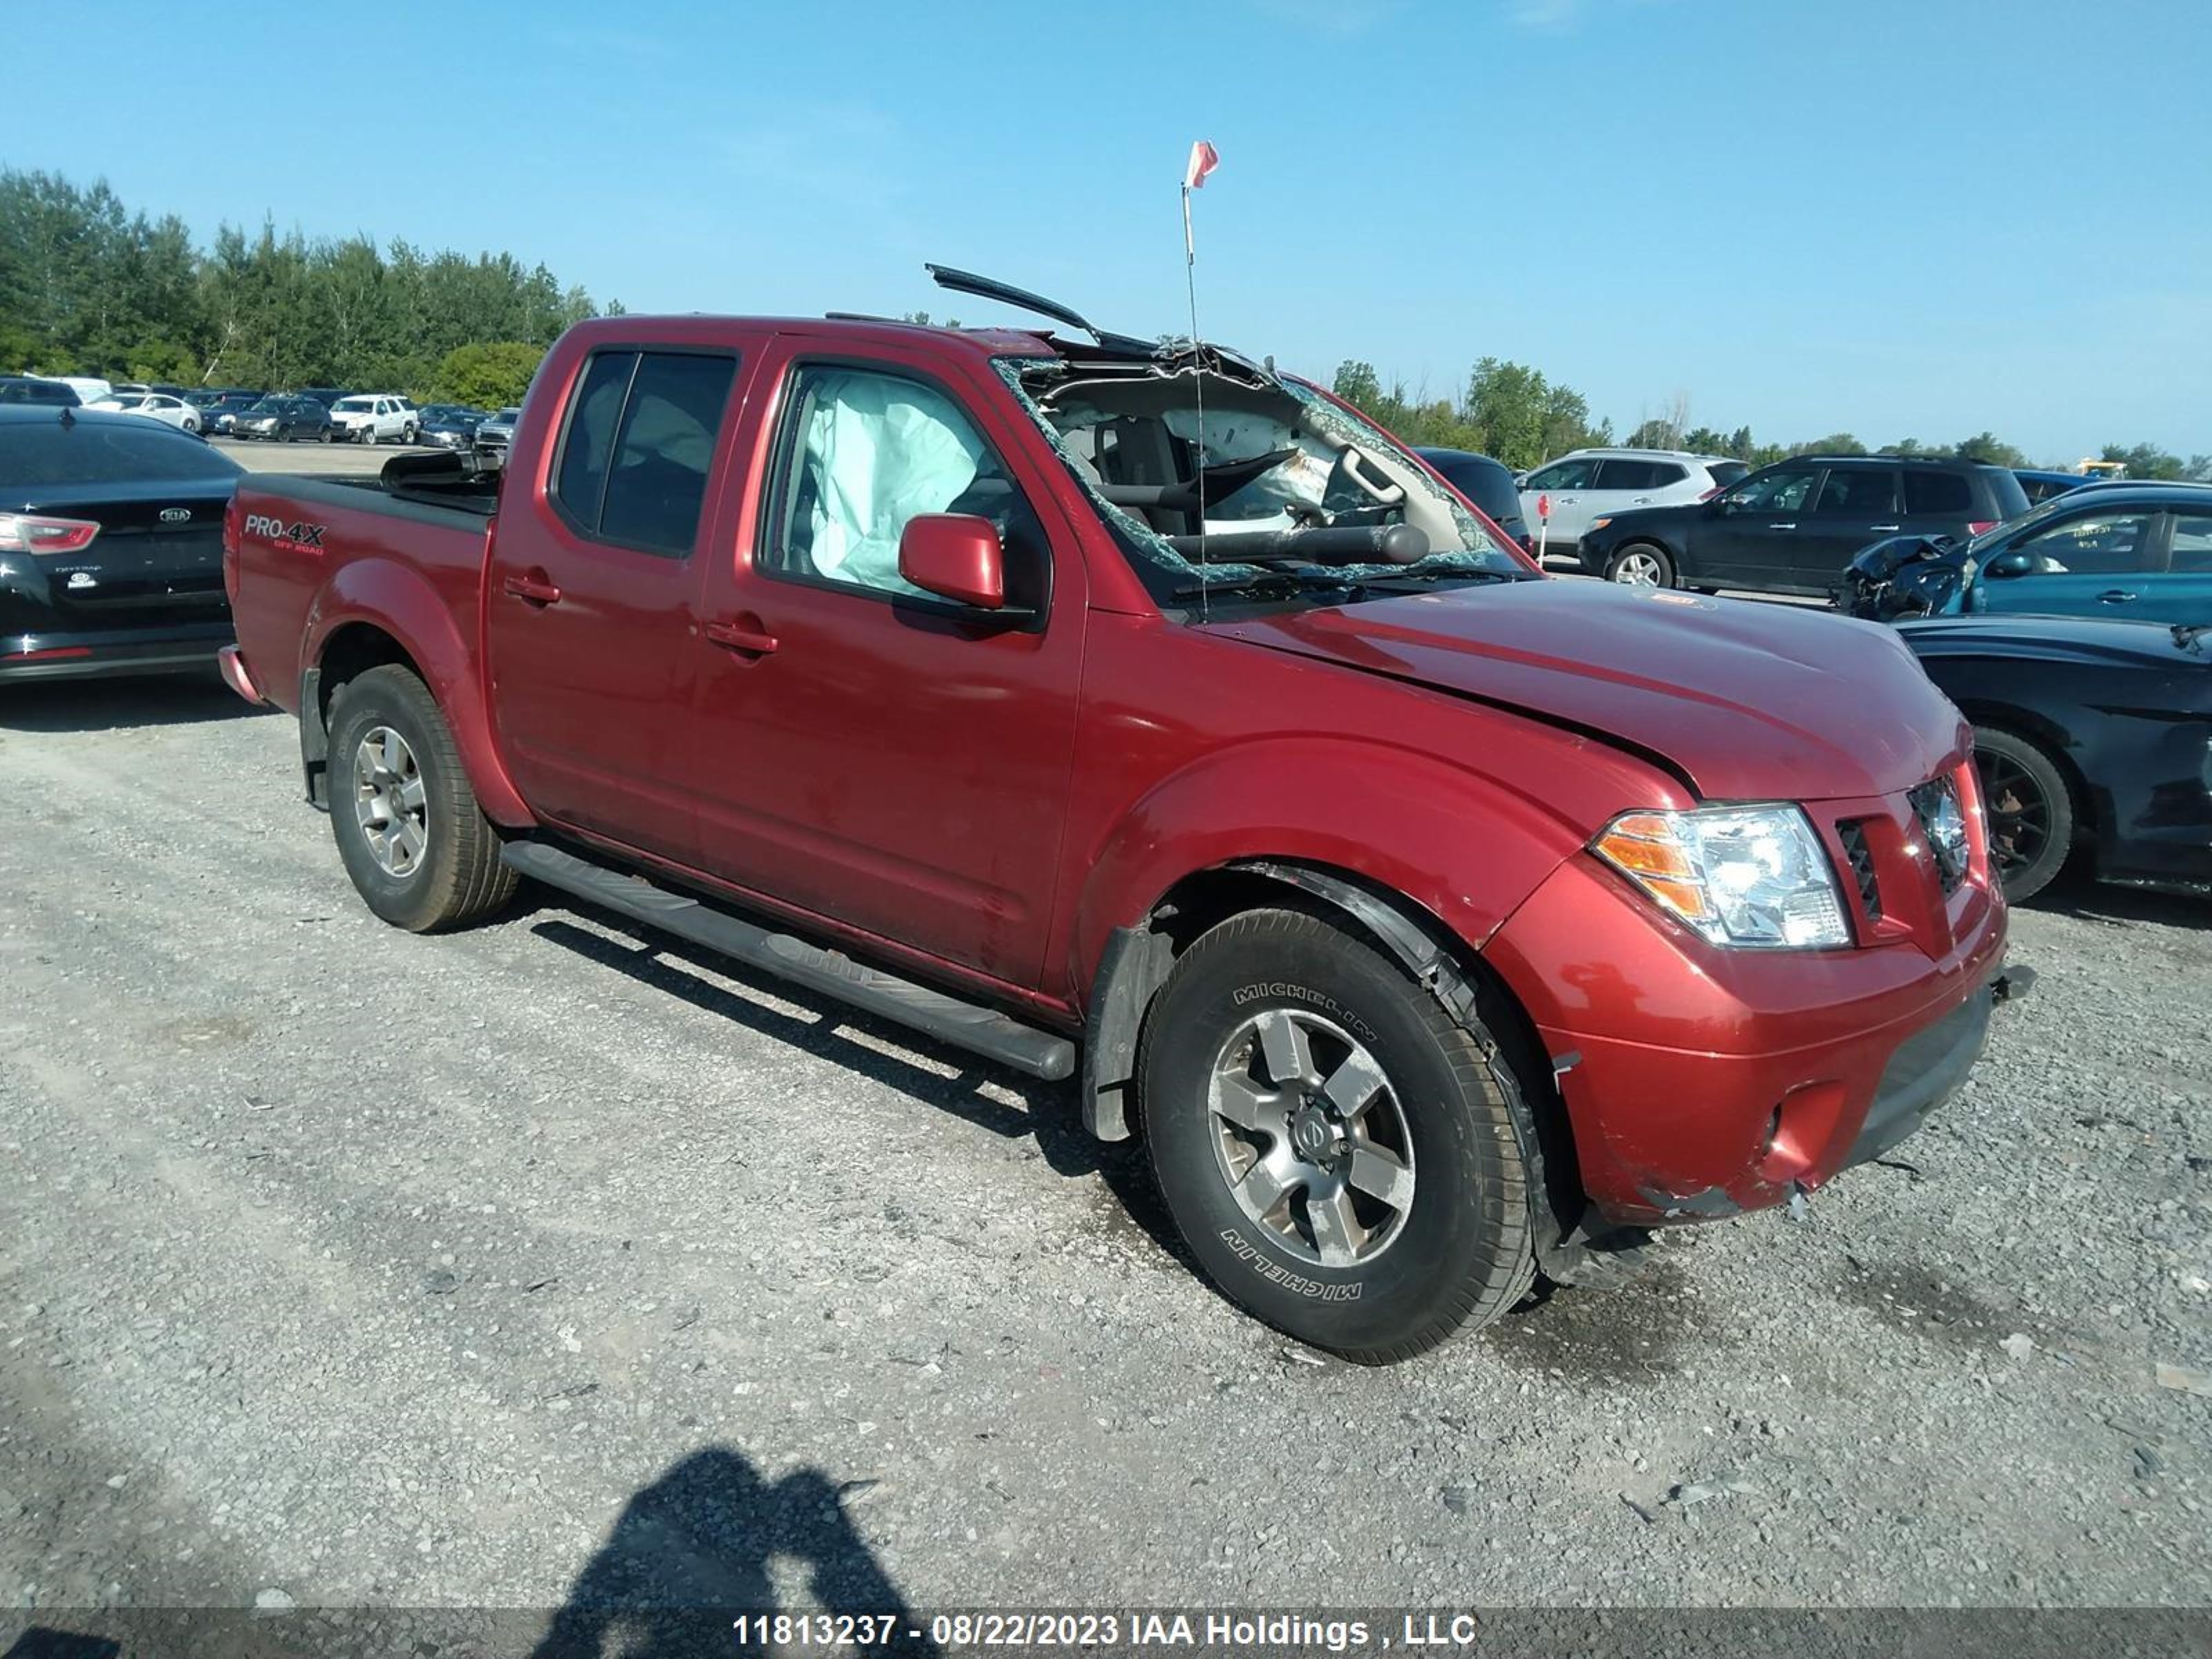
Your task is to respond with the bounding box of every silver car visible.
[1517,449,1747,562]
[472,406,522,470]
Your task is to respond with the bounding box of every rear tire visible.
[325,665,518,932]
[1606,543,1675,588]
[1139,908,1539,1362]
[1973,726,2074,902]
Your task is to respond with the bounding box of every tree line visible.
[0,167,621,409]
[1332,359,2209,482]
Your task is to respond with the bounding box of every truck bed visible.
[227,460,498,718]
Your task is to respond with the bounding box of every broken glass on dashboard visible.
[995,347,1530,610]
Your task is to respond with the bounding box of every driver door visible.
[1977,506,2168,618]
[1696,463,1824,589]
[686,344,1087,987]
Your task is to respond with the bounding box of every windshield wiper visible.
[2175,623,2207,653]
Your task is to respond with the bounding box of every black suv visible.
[1577,455,2031,596]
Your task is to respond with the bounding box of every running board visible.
[500,840,1076,1082]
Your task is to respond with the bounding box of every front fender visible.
[306,556,530,825]
[1067,735,1586,998]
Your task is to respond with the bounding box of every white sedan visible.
[87,392,203,434]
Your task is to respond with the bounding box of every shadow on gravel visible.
[529,913,1185,1264]
[1483,1253,1699,1385]
[531,1445,944,1658]
[1,1447,944,1658]
[2032,872,2212,932]
[0,671,272,733]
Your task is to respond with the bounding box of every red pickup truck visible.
[219,273,2024,1362]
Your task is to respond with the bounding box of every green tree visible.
[1953,431,2027,469]
[2098,441,2187,481]
[1790,432,1866,456]
[432,341,547,409]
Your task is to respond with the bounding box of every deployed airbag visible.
[799,371,984,594]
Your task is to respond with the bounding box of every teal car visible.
[1846,483,2212,626]
[1962,482,2212,624]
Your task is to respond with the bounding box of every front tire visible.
[325,665,518,932]
[1140,908,1538,1362]
[1974,726,2075,901]
[1606,543,1675,588]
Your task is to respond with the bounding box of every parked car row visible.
[2,376,501,449]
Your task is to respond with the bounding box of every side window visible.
[2016,511,2161,575]
[1902,471,1971,515]
[1727,466,1819,512]
[549,349,738,557]
[2168,514,2212,574]
[1812,466,1898,516]
[1526,458,1597,491]
[762,364,1046,606]
[552,351,635,532]
[599,353,740,554]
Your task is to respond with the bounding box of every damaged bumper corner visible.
[1604,963,2028,1226]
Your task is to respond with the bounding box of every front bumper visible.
[1485,837,2013,1225]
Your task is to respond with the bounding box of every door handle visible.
[1768,523,1797,531]
[705,618,780,655]
[503,572,563,606]
[1869,523,1901,532]
[2097,589,2139,604]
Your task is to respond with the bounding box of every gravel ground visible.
[1,675,2208,1642]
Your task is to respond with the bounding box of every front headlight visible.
[1593,805,1850,949]
[1589,516,1613,531]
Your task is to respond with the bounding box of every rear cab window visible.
[548,348,740,557]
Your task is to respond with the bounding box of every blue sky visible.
[8,0,2206,461]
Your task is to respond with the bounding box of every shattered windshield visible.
[995,353,1532,610]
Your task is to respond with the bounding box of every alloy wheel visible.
[1611,550,1665,585]
[1976,751,2049,884]
[1206,1008,1417,1268]
[353,726,429,879]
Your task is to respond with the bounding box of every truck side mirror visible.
[899,514,1005,610]
[1983,548,2035,580]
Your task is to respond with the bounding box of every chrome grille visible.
[1908,776,1969,894]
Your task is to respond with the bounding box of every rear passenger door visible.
[485,344,745,861]
[2151,511,2212,626]
[1588,457,1687,521]
[1794,462,1902,588]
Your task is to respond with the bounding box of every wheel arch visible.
[303,564,530,825]
[1956,700,2097,847]
[1081,856,1588,1262]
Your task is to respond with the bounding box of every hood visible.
[1900,613,2211,671]
[1212,579,1967,801]
[1589,501,1702,532]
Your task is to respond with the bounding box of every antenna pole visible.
[1183,182,1208,617]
